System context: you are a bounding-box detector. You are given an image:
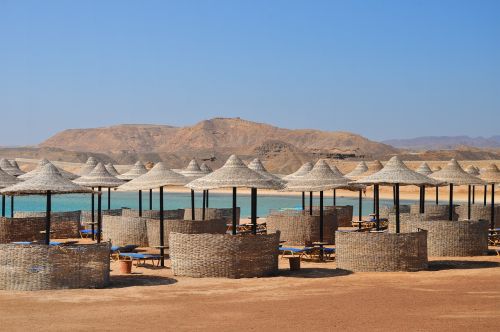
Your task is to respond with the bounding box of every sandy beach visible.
[0,254,499,331]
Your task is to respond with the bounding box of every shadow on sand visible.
[428,260,500,271]
[278,267,352,278]
[109,274,177,288]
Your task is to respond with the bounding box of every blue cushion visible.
[119,253,160,259]
[12,241,31,245]
[279,247,305,253]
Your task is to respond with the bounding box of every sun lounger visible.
[118,252,162,267]
[79,229,98,238]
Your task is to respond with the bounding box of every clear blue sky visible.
[1,0,499,146]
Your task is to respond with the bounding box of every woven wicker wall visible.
[0,217,46,243]
[81,209,122,228]
[389,217,488,256]
[14,211,81,238]
[121,209,185,220]
[336,230,428,272]
[183,208,240,225]
[0,242,110,291]
[333,206,354,227]
[409,204,458,221]
[267,209,337,245]
[170,232,280,278]
[380,205,411,219]
[146,219,228,247]
[101,215,149,247]
[456,204,500,227]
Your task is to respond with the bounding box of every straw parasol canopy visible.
[283,159,350,192]
[248,158,284,183]
[416,162,433,176]
[479,164,500,184]
[345,161,369,179]
[329,165,344,176]
[118,162,188,191]
[179,159,207,179]
[8,160,24,174]
[74,163,125,188]
[283,162,313,180]
[200,163,213,173]
[0,163,92,195]
[186,155,284,190]
[105,163,120,177]
[465,165,480,176]
[428,159,485,185]
[355,156,440,186]
[18,159,77,181]
[350,160,383,180]
[79,157,99,176]
[117,161,148,180]
[0,168,20,188]
[0,158,24,176]
[432,166,442,172]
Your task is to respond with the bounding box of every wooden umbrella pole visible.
[45,190,51,245]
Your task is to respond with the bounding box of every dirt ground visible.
[0,254,499,331]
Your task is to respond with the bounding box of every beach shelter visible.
[117,161,148,181]
[283,159,349,244]
[478,164,500,229]
[429,159,485,221]
[74,163,125,242]
[355,156,439,233]
[179,159,207,220]
[283,162,313,211]
[0,168,20,218]
[416,162,433,176]
[200,163,213,173]
[187,155,283,236]
[105,163,120,177]
[0,164,91,244]
[344,161,369,179]
[118,162,188,266]
[0,158,24,177]
[8,160,25,176]
[466,165,480,204]
[78,157,99,176]
[19,159,77,181]
[415,162,436,208]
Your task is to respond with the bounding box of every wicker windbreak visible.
[333,205,354,227]
[0,217,45,243]
[170,232,281,278]
[456,204,500,227]
[380,205,411,219]
[121,208,185,220]
[409,204,458,221]
[101,215,149,247]
[388,215,488,256]
[266,209,337,245]
[146,219,227,247]
[183,208,240,225]
[336,230,428,272]
[80,209,122,226]
[14,211,82,238]
[0,242,111,291]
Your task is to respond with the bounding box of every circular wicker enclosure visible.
[389,216,488,256]
[80,209,123,228]
[456,204,500,227]
[121,209,185,220]
[380,205,410,219]
[332,205,353,227]
[267,209,337,245]
[170,232,281,278]
[409,204,458,221]
[336,230,428,272]
[146,218,227,247]
[14,211,81,238]
[183,208,240,225]
[101,215,149,247]
[0,242,111,291]
[0,217,45,243]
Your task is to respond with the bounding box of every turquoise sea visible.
[2,191,425,217]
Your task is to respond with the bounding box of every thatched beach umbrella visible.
[345,161,369,179]
[200,163,213,209]
[355,156,439,232]
[284,159,349,243]
[478,164,500,229]
[74,163,125,242]
[0,158,24,177]
[0,168,20,218]
[118,162,188,266]
[415,162,435,209]
[179,159,207,220]
[8,160,25,176]
[416,162,433,176]
[429,159,485,221]
[187,155,283,236]
[283,162,313,211]
[329,164,366,224]
[78,157,99,176]
[465,165,480,204]
[117,161,148,181]
[0,164,91,244]
[19,159,75,181]
[105,163,120,177]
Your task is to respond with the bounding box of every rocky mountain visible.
[383,135,500,150]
